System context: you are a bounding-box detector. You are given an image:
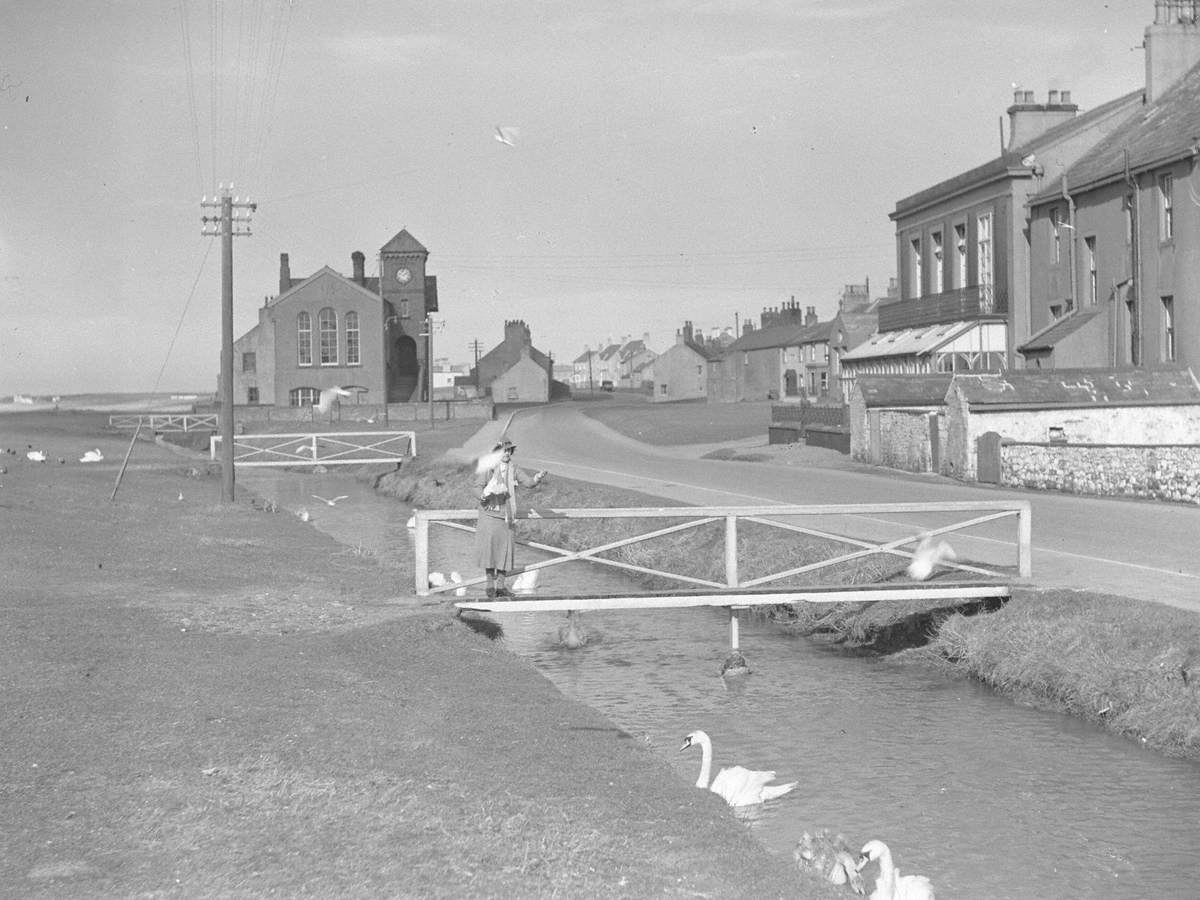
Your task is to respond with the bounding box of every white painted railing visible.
[414,500,1032,597]
[109,413,219,432]
[210,430,417,467]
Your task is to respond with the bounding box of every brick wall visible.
[1002,443,1200,504]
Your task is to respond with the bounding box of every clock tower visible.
[379,229,434,403]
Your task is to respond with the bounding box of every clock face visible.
[395,267,412,284]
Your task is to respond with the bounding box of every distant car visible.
[600,380,615,392]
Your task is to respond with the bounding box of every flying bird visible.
[494,125,519,147]
[316,386,352,415]
[474,448,505,474]
[312,494,348,506]
[80,449,103,463]
[906,534,956,581]
[450,571,466,596]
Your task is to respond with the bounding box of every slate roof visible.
[729,323,804,352]
[953,368,1200,407]
[379,229,428,254]
[1017,307,1106,352]
[854,375,953,408]
[1034,63,1200,201]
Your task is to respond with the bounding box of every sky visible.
[0,0,1154,395]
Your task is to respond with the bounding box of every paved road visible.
[492,404,1200,613]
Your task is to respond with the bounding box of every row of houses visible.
[646,3,1200,407]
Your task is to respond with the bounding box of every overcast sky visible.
[1,0,1152,395]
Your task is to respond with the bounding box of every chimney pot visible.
[1061,90,1071,104]
[1048,89,1060,104]
[1024,90,1035,103]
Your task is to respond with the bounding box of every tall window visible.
[346,311,360,365]
[319,308,338,365]
[1159,173,1174,241]
[976,213,993,309]
[910,237,922,298]
[297,312,312,366]
[1163,296,1176,362]
[931,230,944,293]
[954,223,967,286]
[242,351,256,373]
[1051,207,1063,263]
[1085,236,1097,305]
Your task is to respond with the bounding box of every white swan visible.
[906,534,955,581]
[428,571,447,588]
[857,840,934,900]
[26,450,46,462]
[80,448,103,463]
[680,730,797,807]
[511,568,539,593]
[450,571,466,596]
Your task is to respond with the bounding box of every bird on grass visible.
[80,448,103,463]
[312,494,348,506]
[26,450,46,462]
[428,571,447,588]
[297,508,311,523]
[315,386,352,415]
[794,830,864,895]
[857,840,935,900]
[450,571,466,596]
[906,534,956,581]
[680,730,797,807]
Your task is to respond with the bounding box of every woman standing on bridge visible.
[475,439,547,598]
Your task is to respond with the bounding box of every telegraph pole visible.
[420,314,435,428]
[202,185,256,503]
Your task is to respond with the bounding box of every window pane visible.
[297,313,312,366]
[319,308,338,365]
[346,311,360,365]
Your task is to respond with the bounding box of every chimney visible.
[805,306,818,326]
[351,251,365,285]
[1006,88,1079,149]
[683,320,694,344]
[1145,2,1200,103]
[279,253,291,294]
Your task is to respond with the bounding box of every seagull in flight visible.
[906,534,956,581]
[494,125,519,147]
[312,494,348,506]
[316,386,352,415]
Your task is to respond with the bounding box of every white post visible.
[414,512,430,595]
[729,607,741,651]
[1017,501,1033,577]
[724,515,738,587]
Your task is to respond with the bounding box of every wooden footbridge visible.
[413,500,1031,670]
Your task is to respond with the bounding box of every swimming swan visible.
[857,840,935,900]
[680,730,797,807]
[558,610,587,649]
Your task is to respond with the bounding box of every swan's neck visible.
[694,735,713,788]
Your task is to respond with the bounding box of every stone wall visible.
[1001,442,1200,504]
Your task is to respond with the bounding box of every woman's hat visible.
[492,439,516,452]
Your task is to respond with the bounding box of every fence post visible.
[414,512,430,595]
[1017,501,1033,577]
[724,515,738,587]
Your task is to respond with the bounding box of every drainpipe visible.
[1124,149,1141,367]
[1062,175,1077,311]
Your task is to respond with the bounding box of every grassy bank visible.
[2,410,842,899]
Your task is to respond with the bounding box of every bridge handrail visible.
[413,500,1032,595]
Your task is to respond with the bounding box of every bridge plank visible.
[453,581,1011,613]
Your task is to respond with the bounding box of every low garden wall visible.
[1001,442,1200,505]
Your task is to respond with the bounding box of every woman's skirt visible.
[475,511,515,570]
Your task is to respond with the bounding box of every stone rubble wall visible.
[1001,442,1200,505]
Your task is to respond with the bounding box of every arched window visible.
[297,312,312,366]
[319,308,338,365]
[345,311,360,365]
[290,387,319,407]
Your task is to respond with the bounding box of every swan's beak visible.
[679,736,692,751]
[855,854,869,871]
